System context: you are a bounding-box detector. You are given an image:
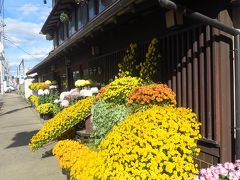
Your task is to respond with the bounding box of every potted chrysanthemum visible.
[60,12,69,23]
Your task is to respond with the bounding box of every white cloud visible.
[18,4,40,16]
[19,46,53,61]
[5,2,53,76]
[17,3,51,22]
[5,17,44,46]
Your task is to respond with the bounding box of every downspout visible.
[158,0,240,159]
[235,35,240,159]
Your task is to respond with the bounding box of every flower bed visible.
[53,105,201,179]
[29,97,95,150]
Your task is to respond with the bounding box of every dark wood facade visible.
[27,0,239,166]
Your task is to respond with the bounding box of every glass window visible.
[69,9,76,36]
[60,74,68,92]
[88,0,96,20]
[72,70,81,83]
[64,23,69,40]
[58,24,64,45]
[99,0,113,12]
[53,32,58,48]
[77,4,88,29]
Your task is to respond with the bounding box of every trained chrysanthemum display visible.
[195,160,240,180]
[36,103,54,115]
[75,79,91,88]
[29,82,47,91]
[128,84,176,112]
[29,97,95,150]
[98,106,201,179]
[52,140,90,170]
[28,95,39,107]
[53,140,102,180]
[99,76,142,104]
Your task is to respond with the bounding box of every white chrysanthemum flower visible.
[43,89,50,95]
[49,85,57,89]
[54,99,60,104]
[60,92,70,101]
[70,91,80,99]
[90,87,99,94]
[79,89,87,97]
[38,89,44,96]
[70,88,78,93]
[60,100,69,108]
[80,89,93,97]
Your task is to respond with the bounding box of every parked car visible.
[4,86,11,93]
[4,86,15,93]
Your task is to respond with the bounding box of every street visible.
[0,93,65,180]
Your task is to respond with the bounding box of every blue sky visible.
[4,0,52,76]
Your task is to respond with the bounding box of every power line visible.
[3,35,44,61]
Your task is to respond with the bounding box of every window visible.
[77,4,88,29]
[59,74,68,92]
[69,8,76,36]
[99,0,113,12]
[64,23,69,40]
[88,0,96,20]
[58,24,64,45]
[53,32,58,48]
[72,70,81,83]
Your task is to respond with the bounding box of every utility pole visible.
[0,0,4,95]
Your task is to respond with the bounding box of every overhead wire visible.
[3,35,45,61]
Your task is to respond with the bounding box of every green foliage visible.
[38,89,59,105]
[60,12,69,23]
[137,38,161,82]
[53,104,62,116]
[90,100,130,146]
[117,43,137,78]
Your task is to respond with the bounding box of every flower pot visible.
[85,115,92,134]
[41,114,53,120]
[32,90,38,95]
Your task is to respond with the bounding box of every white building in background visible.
[0,51,9,95]
[0,17,9,95]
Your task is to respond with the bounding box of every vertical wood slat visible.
[212,28,221,143]
[182,32,187,107]
[159,38,164,82]
[176,34,182,106]
[167,36,172,88]
[199,26,206,137]
[193,29,199,117]
[187,31,193,109]
[172,36,177,93]
[205,25,213,140]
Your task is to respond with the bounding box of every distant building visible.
[0,53,9,94]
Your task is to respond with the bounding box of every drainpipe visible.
[158,0,240,159]
[235,34,240,159]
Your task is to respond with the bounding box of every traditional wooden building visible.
[27,0,240,167]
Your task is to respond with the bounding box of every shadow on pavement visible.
[42,149,54,158]
[5,130,39,149]
[0,106,31,116]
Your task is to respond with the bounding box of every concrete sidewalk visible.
[0,93,65,180]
